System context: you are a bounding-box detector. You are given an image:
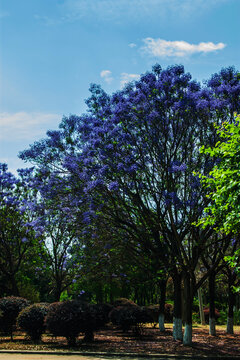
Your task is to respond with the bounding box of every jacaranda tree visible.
[72,65,239,344]
[20,65,240,345]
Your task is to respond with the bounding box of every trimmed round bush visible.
[164,303,174,322]
[113,298,137,307]
[203,307,220,323]
[90,303,113,327]
[17,303,49,342]
[109,304,152,335]
[144,305,159,324]
[0,296,29,340]
[45,300,95,346]
[108,306,122,326]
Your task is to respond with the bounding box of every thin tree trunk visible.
[158,278,167,332]
[226,273,236,334]
[109,277,113,304]
[10,274,19,296]
[172,272,183,341]
[209,271,216,336]
[183,272,193,346]
[198,287,205,325]
[54,282,62,302]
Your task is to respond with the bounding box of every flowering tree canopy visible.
[19,64,240,344]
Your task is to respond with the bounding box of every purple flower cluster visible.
[168,161,187,173]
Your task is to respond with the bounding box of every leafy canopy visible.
[198,114,240,234]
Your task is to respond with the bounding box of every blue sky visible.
[0,0,239,173]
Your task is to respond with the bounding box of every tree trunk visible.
[209,271,216,336]
[10,274,19,296]
[158,278,167,332]
[84,330,94,342]
[183,272,193,346]
[54,284,62,302]
[198,287,205,325]
[109,277,113,304]
[67,336,76,347]
[226,274,236,334]
[172,272,183,341]
[96,284,103,304]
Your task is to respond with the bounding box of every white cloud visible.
[142,38,226,57]
[0,112,60,140]
[129,43,137,48]
[100,70,114,84]
[120,73,140,88]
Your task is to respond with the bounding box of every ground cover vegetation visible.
[0,64,240,349]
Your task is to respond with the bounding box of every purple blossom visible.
[128,164,138,173]
[117,163,125,171]
[109,181,119,191]
[163,191,183,208]
[169,161,187,173]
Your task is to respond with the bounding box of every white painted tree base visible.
[173,318,183,340]
[183,323,192,345]
[209,317,216,336]
[226,317,234,334]
[158,313,165,332]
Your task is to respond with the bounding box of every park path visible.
[0,354,116,360]
[0,354,145,360]
[0,353,174,360]
[0,354,122,360]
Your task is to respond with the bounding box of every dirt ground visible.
[0,324,239,357]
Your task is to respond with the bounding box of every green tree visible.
[199,115,240,291]
[199,114,240,234]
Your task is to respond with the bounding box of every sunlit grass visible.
[146,322,240,332]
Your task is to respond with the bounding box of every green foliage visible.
[59,290,72,302]
[198,115,240,288]
[17,303,49,342]
[192,312,201,324]
[218,309,228,325]
[217,308,240,325]
[17,280,40,303]
[225,249,240,292]
[198,115,240,234]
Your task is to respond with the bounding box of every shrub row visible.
[3,297,221,346]
[0,297,115,345]
[0,297,154,345]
